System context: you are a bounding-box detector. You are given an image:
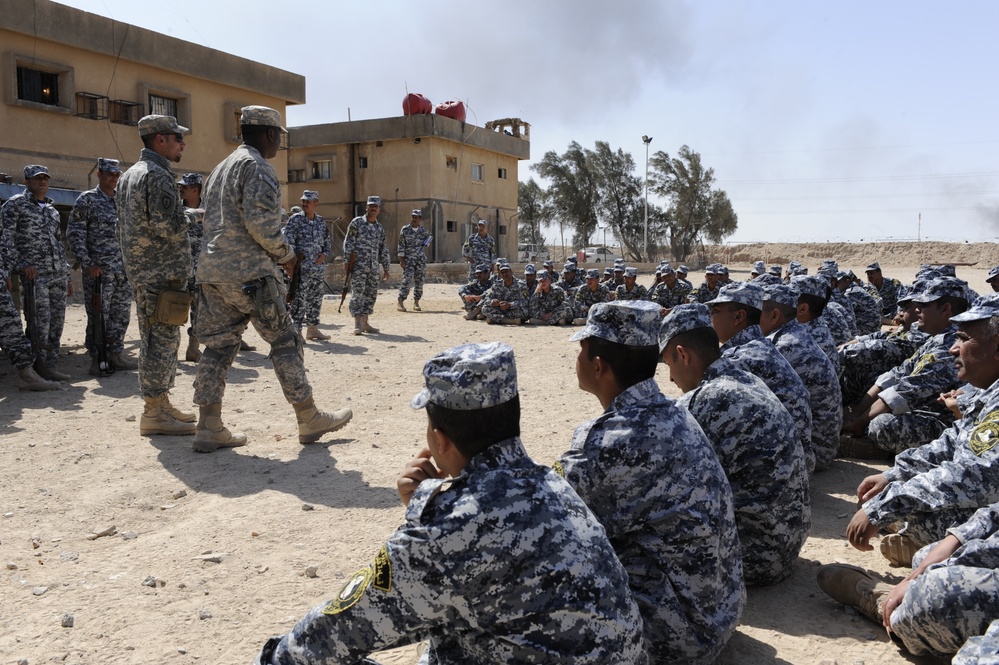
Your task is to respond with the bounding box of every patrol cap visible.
[543,260,554,268]
[613,265,624,273]
[603,268,613,276]
[614,258,625,266]
[987,266,999,283]
[411,342,518,411]
[524,264,536,275]
[910,277,968,304]
[752,261,766,274]
[301,190,319,201]
[366,195,381,207]
[585,268,600,279]
[563,262,576,272]
[789,264,809,277]
[817,265,839,278]
[474,263,490,274]
[96,158,120,174]
[177,173,202,187]
[768,265,782,276]
[240,105,287,133]
[897,281,925,305]
[835,270,851,281]
[23,164,49,179]
[937,264,956,277]
[792,275,829,299]
[677,265,689,274]
[537,270,551,281]
[708,282,764,310]
[820,259,839,271]
[761,283,800,309]
[411,209,422,217]
[624,267,638,278]
[138,114,189,137]
[865,262,881,273]
[499,263,512,273]
[788,260,802,270]
[476,219,486,226]
[567,255,578,264]
[951,294,999,324]
[660,265,675,276]
[718,265,730,276]
[659,303,713,351]
[570,300,661,347]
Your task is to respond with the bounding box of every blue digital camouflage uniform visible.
[804,318,841,375]
[343,214,390,317]
[258,439,648,665]
[556,377,745,663]
[461,229,494,280]
[876,276,905,316]
[828,289,860,338]
[840,325,928,406]
[1,189,68,369]
[573,282,611,319]
[480,276,528,323]
[0,258,34,370]
[194,143,311,407]
[863,377,999,547]
[117,147,193,398]
[396,222,430,303]
[889,502,999,658]
[769,318,843,472]
[285,210,332,328]
[527,282,571,324]
[67,186,133,356]
[679,356,810,586]
[648,280,691,310]
[844,283,882,335]
[615,282,648,301]
[689,280,720,303]
[868,325,960,453]
[822,300,856,344]
[720,325,813,470]
[953,619,999,664]
[456,274,490,313]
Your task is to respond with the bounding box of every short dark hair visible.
[585,337,659,389]
[425,395,521,459]
[141,134,157,150]
[937,296,969,316]
[664,326,721,364]
[763,300,798,321]
[240,124,272,139]
[728,302,762,326]
[798,294,827,317]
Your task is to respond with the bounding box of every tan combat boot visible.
[161,392,196,423]
[306,325,330,341]
[140,394,196,436]
[185,334,202,362]
[413,299,421,311]
[353,316,363,335]
[193,404,248,452]
[397,299,406,312]
[816,563,892,625]
[880,533,920,567]
[35,361,70,381]
[361,315,380,334]
[111,351,138,371]
[17,365,60,391]
[293,397,353,444]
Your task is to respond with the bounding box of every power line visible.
[720,171,999,185]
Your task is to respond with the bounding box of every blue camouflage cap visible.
[660,264,675,276]
[603,267,613,276]
[678,265,689,274]
[952,294,999,323]
[792,275,829,299]
[97,158,120,174]
[659,303,713,351]
[524,264,537,275]
[474,263,490,273]
[23,164,49,179]
[585,268,600,279]
[537,270,551,281]
[613,265,624,273]
[865,261,881,272]
[568,255,578,264]
[789,265,809,276]
[936,264,956,277]
[761,283,799,309]
[543,260,554,268]
[624,267,638,278]
[708,282,764,310]
[768,265,782,276]
[988,266,999,283]
[563,262,576,273]
[910,277,968,304]
[570,300,661,347]
[789,260,802,270]
[411,209,423,217]
[301,190,319,201]
[719,265,730,276]
[752,261,766,274]
[897,280,926,305]
[817,265,838,278]
[411,342,518,411]
[177,173,202,186]
[366,195,381,206]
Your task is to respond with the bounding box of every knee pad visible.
[202,343,239,366]
[269,329,303,360]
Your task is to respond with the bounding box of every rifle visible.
[22,275,47,376]
[338,256,355,313]
[285,252,304,305]
[91,273,114,376]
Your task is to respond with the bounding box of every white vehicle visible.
[580,246,622,264]
[517,243,550,263]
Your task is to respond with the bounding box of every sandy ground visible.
[1,257,988,665]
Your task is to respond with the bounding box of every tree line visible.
[519,141,738,263]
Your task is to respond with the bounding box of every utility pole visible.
[642,135,653,262]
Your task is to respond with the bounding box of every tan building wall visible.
[288,115,529,263]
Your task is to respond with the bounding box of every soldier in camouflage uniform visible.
[193,106,352,453]
[344,195,390,335]
[954,619,999,663]
[255,342,649,665]
[285,190,332,340]
[556,262,582,297]
[177,173,206,361]
[648,264,690,314]
[985,265,999,295]
[708,282,813,471]
[838,270,882,335]
[522,263,538,294]
[117,116,196,435]
[527,270,571,325]
[843,294,999,565]
[457,263,491,320]
[573,268,611,323]
[1,164,71,381]
[750,260,766,279]
[843,277,966,454]
[396,208,429,312]
[556,300,745,663]
[67,158,137,376]
[792,275,842,374]
[480,264,527,325]
[461,219,494,280]
[661,303,809,585]
[688,264,722,303]
[867,261,904,320]
[675,264,693,291]
[615,267,648,301]
[760,282,842,473]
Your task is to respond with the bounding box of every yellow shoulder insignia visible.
[969,410,999,456]
[372,544,392,592]
[910,353,936,376]
[322,567,371,615]
[552,460,565,477]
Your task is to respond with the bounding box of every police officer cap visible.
[474,263,490,274]
[660,265,675,276]
[568,255,578,264]
[936,264,957,277]
[411,209,422,217]
[537,270,551,281]
[301,190,319,201]
[659,303,713,352]
[952,294,999,324]
[865,261,881,273]
[570,300,661,347]
[752,261,766,274]
[708,282,764,310]
[543,260,554,268]
[411,342,518,411]
[761,283,799,309]
[97,158,120,174]
[677,265,689,274]
[476,219,486,226]
[138,114,189,137]
[987,265,999,283]
[624,267,638,278]
[23,164,49,179]
[768,265,782,276]
[585,268,600,279]
[240,105,287,133]
[613,265,624,273]
[366,195,381,207]
[177,173,202,187]
[792,275,829,299]
[563,263,576,272]
[524,264,537,275]
[910,277,968,304]
[603,268,613,276]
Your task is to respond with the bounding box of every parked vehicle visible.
[517,243,551,263]
[580,246,622,264]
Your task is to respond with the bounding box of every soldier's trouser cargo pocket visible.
[149,289,194,326]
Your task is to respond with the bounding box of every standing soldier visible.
[396,208,429,312]
[177,172,205,361]
[285,190,332,340]
[461,219,494,280]
[193,105,352,452]
[1,164,71,381]
[67,158,137,376]
[343,195,390,335]
[116,115,196,436]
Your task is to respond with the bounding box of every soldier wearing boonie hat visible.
[615,267,648,301]
[256,344,648,664]
[396,205,430,312]
[285,188,332,339]
[343,192,391,334]
[461,218,495,281]
[556,298,744,661]
[67,157,136,378]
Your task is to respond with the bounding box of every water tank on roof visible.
[435,100,466,122]
[403,93,433,115]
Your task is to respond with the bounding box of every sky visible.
[55,0,999,245]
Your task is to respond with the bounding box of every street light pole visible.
[642,135,653,262]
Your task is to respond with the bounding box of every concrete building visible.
[287,115,530,263]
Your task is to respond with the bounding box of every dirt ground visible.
[0,255,989,665]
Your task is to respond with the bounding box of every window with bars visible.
[149,94,178,118]
[310,160,332,180]
[75,92,109,120]
[17,67,59,106]
[110,100,143,125]
[288,169,306,183]
[471,163,484,181]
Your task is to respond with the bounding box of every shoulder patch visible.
[910,353,936,376]
[157,185,177,215]
[322,567,372,615]
[372,544,392,592]
[970,411,999,456]
[552,460,565,477]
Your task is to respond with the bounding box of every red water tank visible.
[435,100,466,122]
[403,93,433,115]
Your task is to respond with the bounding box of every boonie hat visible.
[410,342,518,411]
[570,301,661,347]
